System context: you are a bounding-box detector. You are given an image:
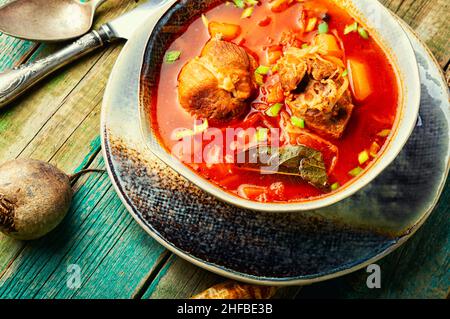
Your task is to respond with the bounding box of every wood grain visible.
[0,0,172,299]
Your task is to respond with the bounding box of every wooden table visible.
[0,0,448,299]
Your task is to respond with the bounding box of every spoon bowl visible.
[0,0,106,42]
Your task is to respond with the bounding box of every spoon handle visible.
[0,28,114,108]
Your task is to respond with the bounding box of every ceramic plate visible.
[101,4,449,284]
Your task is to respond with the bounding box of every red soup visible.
[151,0,399,203]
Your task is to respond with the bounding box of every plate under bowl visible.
[100,2,448,284]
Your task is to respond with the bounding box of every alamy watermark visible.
[67,264,81,290]
[366,264,381,289]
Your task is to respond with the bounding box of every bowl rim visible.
[138,0,421,212]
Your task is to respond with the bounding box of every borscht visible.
[150,0,399,203]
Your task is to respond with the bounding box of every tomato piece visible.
[258,16,272,27]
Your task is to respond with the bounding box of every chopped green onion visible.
[266,103,283,117]
[358,27,369,39]
[349,166,364,177]
[342,69,348,77]
[344,21,358,35]
[302,43,309,49]
[164,51,181,63]
[241,6,254,18]
[377,129,391,137]
[254,65,270,85]
[256,128,269,142]
[291,116,305,128]
[255,72,264,86]
[331,182,340,191]
[255,65,271,75]
[358,150,369,165]
[233,0,245,8]
[245,0,259,5]
[318,22,329,34]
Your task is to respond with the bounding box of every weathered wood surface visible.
[0,0,448,299]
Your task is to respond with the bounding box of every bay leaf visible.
[236,145,329,190]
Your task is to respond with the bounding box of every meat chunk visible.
[275,46,353,138]
[277,47,339,92]
[178,40,258,121]
[277,53,307,92]
[307,56,338,81]
[292,79,338,112]
[287,79,353,139]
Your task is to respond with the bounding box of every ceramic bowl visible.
[139,0,421,212]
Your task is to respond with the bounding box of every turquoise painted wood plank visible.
[297,180,449,299]
[66,232,168,299]
[0,36,37,71]
[0,153,168,299]
[143,255,222,299]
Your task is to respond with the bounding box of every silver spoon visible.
[0,0,177,108]
[0,0,107,42]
